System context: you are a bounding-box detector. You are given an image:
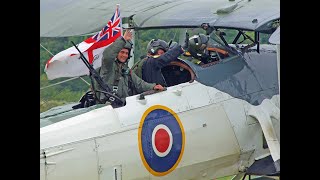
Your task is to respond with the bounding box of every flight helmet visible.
[187,34,209,59]
[123,40,133,60]
[124,40,133,50]
[147,39,169,55]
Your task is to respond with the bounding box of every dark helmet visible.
[187,34,209,58]
[147,39,169,55]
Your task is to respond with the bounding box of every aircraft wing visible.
[41,0,279,37]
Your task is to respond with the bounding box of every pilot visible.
[185,34,210,65]
[132,38,186,86]
[94,29,164,105]
[186,34,228,64]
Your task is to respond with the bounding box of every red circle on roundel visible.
[155,129,170,153]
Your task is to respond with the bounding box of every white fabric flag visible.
[45,5,122,80]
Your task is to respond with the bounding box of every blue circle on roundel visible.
[141,109,183,173]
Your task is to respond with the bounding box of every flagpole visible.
[117,4,122,35]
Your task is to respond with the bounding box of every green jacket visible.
[95,37,156,103]
[131,56,148,79]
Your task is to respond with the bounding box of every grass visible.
[40,100,69,113]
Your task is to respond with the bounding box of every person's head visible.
[117,41,133,63]
[187,34,209,58]
[147,39,169,56]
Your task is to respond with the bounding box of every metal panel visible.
[170,104,240,179]
[95,129,150,180]
[222,98,263,153]
[206,85,233,104]
[157,84,191,113]
[182,81,211,109]
[116,83,190,127]
[40,150,46,180]
[100,165,122,180]
[179,104,240,166]
[43,140,99,180]
[40,105,120,149]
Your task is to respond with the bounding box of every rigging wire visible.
[40,77,79,90]
[40,43,54,56]
[79,77,90,86]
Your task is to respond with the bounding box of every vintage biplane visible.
[40,0,280,179]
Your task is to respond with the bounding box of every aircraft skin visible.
[40,0,280,38]
[40,44,279,180]
[40,1,280,178]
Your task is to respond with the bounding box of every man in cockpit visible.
[133,39,186,87]
[185,34,229,65]
[94,29,164,105]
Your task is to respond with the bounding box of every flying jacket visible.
[142,45,184,86]
[95,37,156,103]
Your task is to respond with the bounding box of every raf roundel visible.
[138,105,185,176]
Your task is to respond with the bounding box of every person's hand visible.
[123,29,132,41]
[169,41,179,50]
[153,84,164,91]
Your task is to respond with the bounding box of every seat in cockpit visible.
[161,60,195,87]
